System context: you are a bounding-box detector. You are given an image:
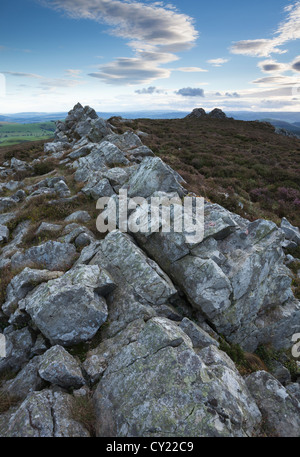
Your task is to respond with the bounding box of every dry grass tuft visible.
[70,394,97,436]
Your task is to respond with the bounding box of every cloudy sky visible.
[0,0,300,113]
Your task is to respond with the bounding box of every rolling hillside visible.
[0,121,55,146]
[111,114,300,229]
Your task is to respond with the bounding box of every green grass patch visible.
[0,122,55,147]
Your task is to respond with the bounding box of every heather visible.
[111,116,300,228]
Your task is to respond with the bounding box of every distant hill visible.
[1,109,300,124]
[260,119,300,138]
[226,111,300,124]
[0,113,67,123]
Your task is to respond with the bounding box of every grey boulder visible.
[2,267,64,316]
[38,346,85,389]
[65,211,91,224]
[246,371,300,437]
[281,217,300,246]
[24,264,108,346]
[0,389,90,437]
[11,241,77,271]
[126,157,186,198]
[0,224,9,243]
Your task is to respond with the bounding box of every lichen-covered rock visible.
[179,318,219,349]
[24,264,108,346]
[29,176,71,199]
[0,224,9,243]
[103,167,132,189]
[90,230,177,306]
[68,143,97,159]
[0,357,45,400]
[171,255,233,319]
[44,142,71,154]
[11,241,77,271]
[74,232,93,249]
[83,177,115,200]
[92,317,261,437]
[128,145,154,159]
[36,222,62,236]
[0,389,90,437]
[125,157,186,198]
[0,212,16,226]
[10,157,32,172]
[0,197,18,213]
[269,361,291,386]
[2,267,64,316]
[57,224,95,245]
[38,346,85,389]
[246,371,300,437]
[105,131,143,151]
[135,203,298,351]
[281,217,300,246]
[65,211,91,224]
[286,383,300,403]
[0,327,35,375]
[0,221,31,270]
[95,141,130,167]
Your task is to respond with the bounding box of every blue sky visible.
[0,0,300,113]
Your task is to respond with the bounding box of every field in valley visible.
[0,121,55,146]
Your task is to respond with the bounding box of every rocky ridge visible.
[0,103,299,437]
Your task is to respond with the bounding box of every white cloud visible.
[44,0,198,85]
[2,71,42,78]
[231,1,300,57]
[40,78,84,89]
[176,67,208,72]
[65,69,82,77]
[252,75,300,86]
[89,51,175,85]
[207,58,229,67]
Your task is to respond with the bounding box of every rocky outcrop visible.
[208,108,227,119]
[134,204,298,351]
[186,108,207,119]
[0,102,299,438]
[186,108,227,120]
[52,102,112,146]
[92,317,262,437]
